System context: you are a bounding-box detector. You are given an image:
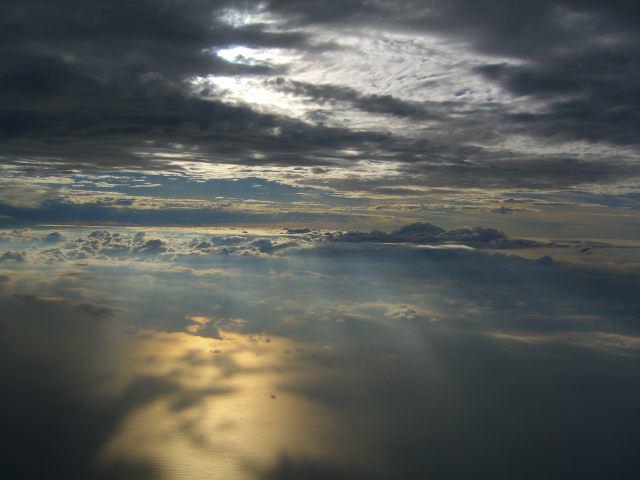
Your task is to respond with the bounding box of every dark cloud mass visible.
[0,0,372,167]
[282,0,640,148]
[269,78,440,120]
[0,0,639,191]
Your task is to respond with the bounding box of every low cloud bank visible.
[0,222,561,264]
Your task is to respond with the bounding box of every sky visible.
[1,0,640,234]
[1,1,640,480]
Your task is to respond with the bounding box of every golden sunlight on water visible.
[95,329,365,479]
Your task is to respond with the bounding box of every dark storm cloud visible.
[1,0,639,191]
[0,72,397,169]
[269,0,640,59]
[476,53,640,146]
[269,0,640,147]
[269,78,440,120]
[0,0,388,168]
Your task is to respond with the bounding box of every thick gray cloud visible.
[1,0,639,194]
[0,0,390,168]
[268,78,440,120]
[269,0,640,147]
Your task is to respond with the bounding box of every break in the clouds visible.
[2,0,640,198]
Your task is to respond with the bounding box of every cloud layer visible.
[2,0,639,194]
[2,221,640,479]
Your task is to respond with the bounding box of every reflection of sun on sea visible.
[96,328,355,480]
